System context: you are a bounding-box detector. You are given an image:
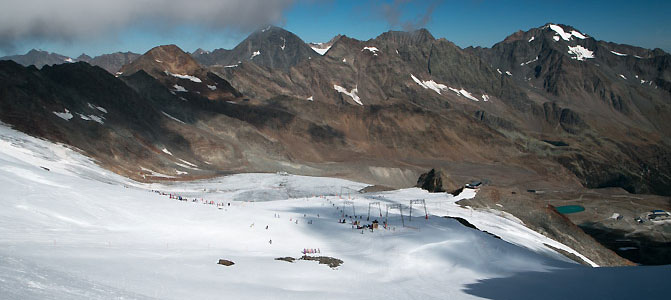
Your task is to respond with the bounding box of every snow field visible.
[0,123,668,299]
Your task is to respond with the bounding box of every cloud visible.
[0,0,296,51]
[379,0,441,31]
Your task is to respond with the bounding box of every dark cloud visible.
[0,0,297,51]
[379,0,442,31]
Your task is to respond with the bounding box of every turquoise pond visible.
[555,205,585,214]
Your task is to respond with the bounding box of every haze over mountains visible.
[1,23,669,197]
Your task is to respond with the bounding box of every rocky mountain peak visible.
[192,48,210,56]
[77,53,92,62]
[375,28,435,45]
[121,44,201,77]
[192,25,315,71]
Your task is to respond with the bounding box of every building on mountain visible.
[465,181,482,189]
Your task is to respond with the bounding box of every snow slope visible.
[0,123,668,299]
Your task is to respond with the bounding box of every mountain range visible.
[0,49,140,73]
[0,23,669,198]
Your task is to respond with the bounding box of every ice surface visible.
[0,123,667,299]
[250,51,260,59]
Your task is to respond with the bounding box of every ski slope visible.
[0,123,668,299]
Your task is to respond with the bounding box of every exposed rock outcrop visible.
[416,168,460,195]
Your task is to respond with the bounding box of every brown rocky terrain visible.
[458,186,635,266]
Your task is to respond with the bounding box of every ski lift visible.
[385,203,405,227]
[367,201,382,221]
[409,199,428,222]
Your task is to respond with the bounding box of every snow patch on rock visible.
[549,24,587,41]
[610,50,628,56]
[161,111,185,124]
[140,166,175,178]
[520,56,539,66]
[333,84,362,105]
[411,74,447,95]
[165,71,202,83]
[311,45,331,55]
[87,103,107,113]
[52,109,73,121]
[362,47,379,56]
[567,45,595,61]
[78,113,104,125]
[172,84,187,93]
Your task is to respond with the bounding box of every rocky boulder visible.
[217,259,235,266]
[416,168,460,194]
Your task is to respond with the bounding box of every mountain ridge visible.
[1,23,670,196]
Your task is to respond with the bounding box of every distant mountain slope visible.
[207,25,671,195]
[120,45,240,101]
[308,34,342,55]
[192,26,317,71]
[2,24,671,196]
[1,49,140,73]
[0,49,75,68]
[78,51,140,74]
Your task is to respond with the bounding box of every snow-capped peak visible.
[548,24,587,41]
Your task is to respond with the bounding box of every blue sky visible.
[3,0,670,57]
